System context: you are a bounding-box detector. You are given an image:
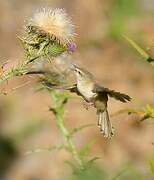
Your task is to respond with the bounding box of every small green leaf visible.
[79,139,97,157]
[70,123,95,136]
[87,157,100,166]
[73,164,108,180]
[47,43,66,57]
[25,144,64,155]
[143,104,154,119]
[65,160,78,171]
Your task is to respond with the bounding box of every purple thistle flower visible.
[68,42,77,53]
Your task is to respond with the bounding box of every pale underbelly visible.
[78,88,96,101]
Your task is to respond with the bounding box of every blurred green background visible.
[0,0,154,179]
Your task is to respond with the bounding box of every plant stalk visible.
[50,91,85,169]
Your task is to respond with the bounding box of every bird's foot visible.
[82,102,94,110]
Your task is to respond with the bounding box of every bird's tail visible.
[97,109,114,139]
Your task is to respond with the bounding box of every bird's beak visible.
[70,63,77,72]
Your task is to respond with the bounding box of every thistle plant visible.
[0,8,75,85]
[23,7,88,170]
[0,7,99,172]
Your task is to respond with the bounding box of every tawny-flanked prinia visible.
[27,64,131,139]
[69,65,131,139]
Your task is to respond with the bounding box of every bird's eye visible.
[75,68,82,75]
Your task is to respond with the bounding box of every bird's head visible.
[71,64,94,83]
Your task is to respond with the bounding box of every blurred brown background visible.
[0,0,154,179]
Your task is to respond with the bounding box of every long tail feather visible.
[107,90,131,103]
[97,112,102,127]
[97,109,114,139]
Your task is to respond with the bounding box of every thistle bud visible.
[68,42,77,53]
[21,8,76,62]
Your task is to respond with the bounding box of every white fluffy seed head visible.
[28,8,75,44]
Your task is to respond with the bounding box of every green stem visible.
[0,64,28,84]
[123,35,150,60]
[0,57,39,85]
[50,91,85,169]
[57,115,84,168]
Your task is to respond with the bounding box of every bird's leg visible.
[82,101,94,110]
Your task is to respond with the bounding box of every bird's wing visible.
[26,71,46,75]
[65,84,81,95]
[93,85,131,103]
[43,82,82,96]
[26,72,82,96]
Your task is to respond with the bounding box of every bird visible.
[67,65,131,139]
[26,64,131,139]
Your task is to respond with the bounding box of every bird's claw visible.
[82,102,93,110]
